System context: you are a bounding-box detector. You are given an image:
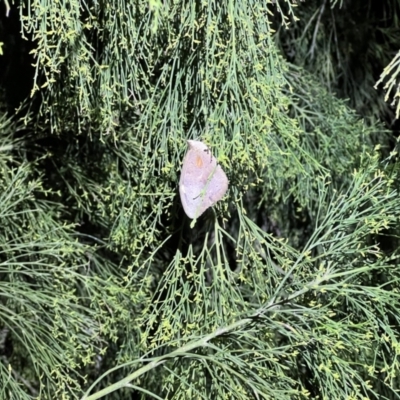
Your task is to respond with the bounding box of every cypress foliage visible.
[0,1,399,399]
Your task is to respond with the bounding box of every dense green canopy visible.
[0,0,399,399]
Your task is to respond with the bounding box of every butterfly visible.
[179,140,228,219]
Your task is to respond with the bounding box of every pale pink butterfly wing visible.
[179,140,228,219]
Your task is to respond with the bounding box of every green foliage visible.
[0,114,150,399]
[376,50,400,120]
[275,0,400,125]
[0,0,399,399]
[81,150,400,400]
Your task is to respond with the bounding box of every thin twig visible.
[308,0,327,59]
[4,0,10,17]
